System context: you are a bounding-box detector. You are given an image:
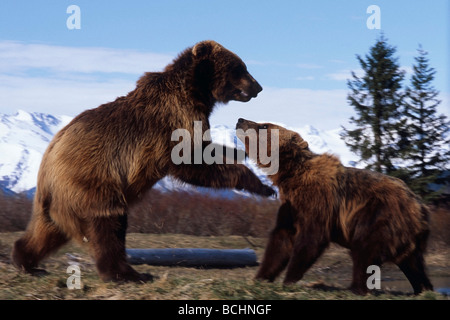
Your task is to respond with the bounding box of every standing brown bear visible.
[236,118,433,295]
[12,41,274,282]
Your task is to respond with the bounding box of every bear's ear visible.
[299,140,309,150]
[290,133,308,150]
[192,40,221,59]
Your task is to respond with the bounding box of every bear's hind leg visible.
[397,249,433,295]
[87,214,152,283]
[12,215,69,275]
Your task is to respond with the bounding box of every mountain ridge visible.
[0,110,356,197]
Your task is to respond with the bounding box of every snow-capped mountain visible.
[0,110,357,197]
[0,110,72,194]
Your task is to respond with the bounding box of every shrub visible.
[0,191,32,232]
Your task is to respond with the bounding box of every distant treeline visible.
[0,189,279,237]
[1,189,449,248]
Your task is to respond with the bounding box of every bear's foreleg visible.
[86,214,152,282]
[349,248,384,295]
[170,162,275,197]
[255,202,296,282]
[283,229,329,285]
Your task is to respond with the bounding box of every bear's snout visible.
[236,118,249,130]
[235,118,258,131]
[250,78,263,97]
[233,74,262,102]
[245,75,262,98]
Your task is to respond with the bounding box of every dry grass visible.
[0,189,448,300]
[0,232,448,300]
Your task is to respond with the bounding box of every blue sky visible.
[0,0,448,130]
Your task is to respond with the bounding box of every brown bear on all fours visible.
[236,118,433,295]
[12,41,275,282]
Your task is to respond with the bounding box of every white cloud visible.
[327,66,415,82]
[0,41,174,74]
[0,74,136,116]
[0,41,175,116]
[400,66,414,76]
[1,41,354,128]
[211,87,352,131]
[326,68,364,81]
[296,63,324,69]
[326,72,350,81]
[1,40,447,132]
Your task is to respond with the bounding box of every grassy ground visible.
[0,232,448,300]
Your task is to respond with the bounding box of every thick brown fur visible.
[236,118,433,295]
[11,41,274,282]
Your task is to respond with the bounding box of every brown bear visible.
[11,41,275,282]
[236,118,433,295]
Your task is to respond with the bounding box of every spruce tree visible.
[341,35,405,173]
[402,45,450,201]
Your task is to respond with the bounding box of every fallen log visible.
[126,248,258,268]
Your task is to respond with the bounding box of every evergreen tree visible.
[402,45,450,201]
[341,35,405,173]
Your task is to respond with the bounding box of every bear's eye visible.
[259,124,268,130]
[231,65,245,79]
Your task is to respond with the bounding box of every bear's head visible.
[190,40,262,103]
[236,118,313,174]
